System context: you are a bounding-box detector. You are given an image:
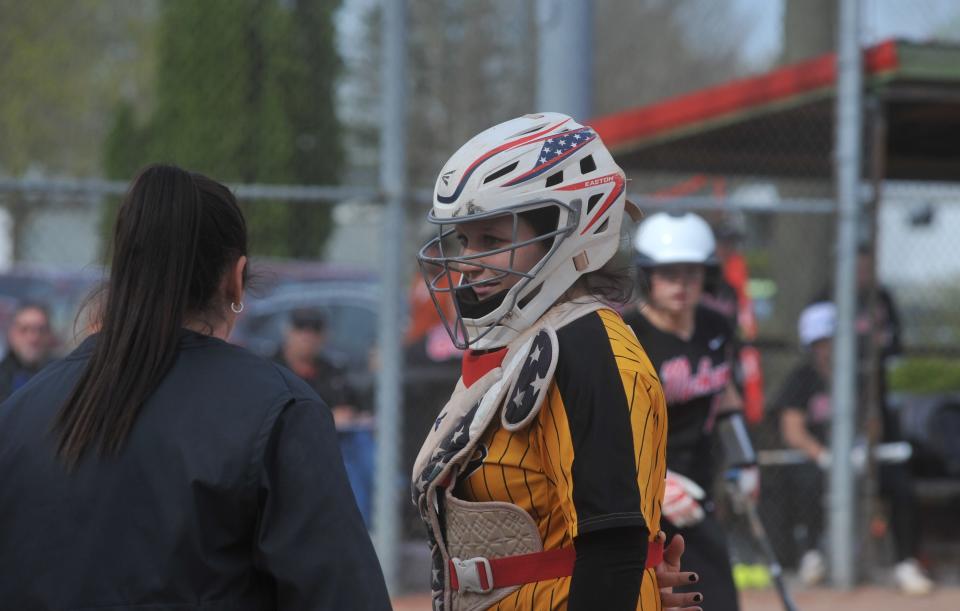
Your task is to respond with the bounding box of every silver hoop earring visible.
[230,302,244,314]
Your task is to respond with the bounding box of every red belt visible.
[449,539,664,594]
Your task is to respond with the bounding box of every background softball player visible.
[625,212,758,611]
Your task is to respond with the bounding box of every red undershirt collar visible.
[461,347,508,388]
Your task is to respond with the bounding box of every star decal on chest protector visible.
[504,329,553,425]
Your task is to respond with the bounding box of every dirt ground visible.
[736,586,960,610]
[391,586,960,610]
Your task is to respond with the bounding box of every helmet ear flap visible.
[625,198,644,222]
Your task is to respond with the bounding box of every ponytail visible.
[55,165,247,468]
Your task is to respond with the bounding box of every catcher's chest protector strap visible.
[447,538,665,593]
[411,301,606,611]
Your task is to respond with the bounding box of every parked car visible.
[233,280,378,370]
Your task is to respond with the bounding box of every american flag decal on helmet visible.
[502,127,597,187]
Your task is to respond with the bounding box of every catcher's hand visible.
[655,531,703,611]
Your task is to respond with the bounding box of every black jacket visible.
[0,330,390,611]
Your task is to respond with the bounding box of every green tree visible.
[0,0,155,176]
[104,0,343,258]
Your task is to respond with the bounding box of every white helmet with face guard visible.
[418,112,636,349]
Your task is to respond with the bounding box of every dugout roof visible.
[590,39,960,182]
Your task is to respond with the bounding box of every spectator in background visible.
[852,246,903,444]
[853,245,902,361]
[775,302,932,595]
[274,308,375,524]
[0,302,55,402]
[812,245,902,438]
[274,308,364,428]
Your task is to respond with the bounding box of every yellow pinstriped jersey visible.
[453,308,668,611]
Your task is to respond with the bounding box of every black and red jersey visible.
[623,304,733,491]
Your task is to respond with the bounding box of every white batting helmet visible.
[798,301,836,347]
[633,212,717,267]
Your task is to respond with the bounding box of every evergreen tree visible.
[103,0,343,258]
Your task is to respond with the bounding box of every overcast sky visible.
[735,0,960,69]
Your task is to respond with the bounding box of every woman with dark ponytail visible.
[0,165,390,610]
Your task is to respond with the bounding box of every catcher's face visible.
[452,215,547,302]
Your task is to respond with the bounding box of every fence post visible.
[373,0,407,594]
[830,0,862,591]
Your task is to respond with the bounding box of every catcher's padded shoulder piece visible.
[501,327,558,432]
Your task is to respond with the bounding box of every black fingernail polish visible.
[693,594,703,603]
[689,574,698,582]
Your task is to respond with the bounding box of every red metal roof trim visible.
[591,39,900,151]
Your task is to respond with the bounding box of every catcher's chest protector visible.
[411,301,606,611]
